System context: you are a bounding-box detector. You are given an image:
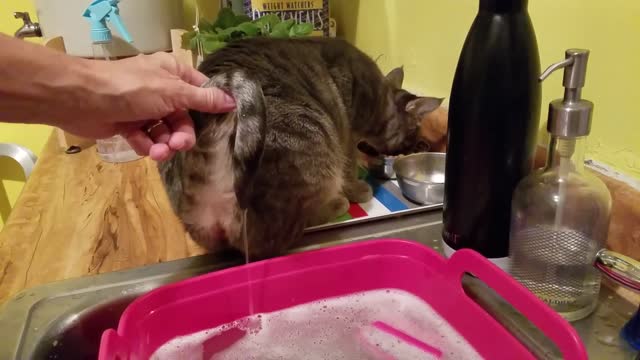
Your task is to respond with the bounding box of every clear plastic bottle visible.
[92,42,142,163]
[509,49,611,321]
[84,0,142,163]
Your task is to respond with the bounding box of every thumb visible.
[176,83,236,114]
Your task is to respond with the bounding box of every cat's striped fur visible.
[159,37,442,258]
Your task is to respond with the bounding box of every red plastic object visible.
[98,239,588,360]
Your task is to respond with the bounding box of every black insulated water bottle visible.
[442,0,541,269]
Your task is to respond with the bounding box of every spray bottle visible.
[83,0,141,163]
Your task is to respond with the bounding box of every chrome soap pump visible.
[508,49,611,321]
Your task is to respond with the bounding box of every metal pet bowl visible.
[364,154,398,180]
[393,152,446,205]
[358,142,430,180]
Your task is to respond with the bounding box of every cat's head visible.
[364,67,443,156]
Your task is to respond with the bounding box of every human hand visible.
[66,52,235,161]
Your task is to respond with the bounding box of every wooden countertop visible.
[0,132,206,305]
[2,131,640,307]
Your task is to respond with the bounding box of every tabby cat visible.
[159,37,442,259]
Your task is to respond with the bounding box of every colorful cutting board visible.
[324,167,441,226]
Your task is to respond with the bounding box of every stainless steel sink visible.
[0,209,637,359]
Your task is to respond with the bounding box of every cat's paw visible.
[308,196,350,226]
[329,196,350,218]
[344,180,373,203]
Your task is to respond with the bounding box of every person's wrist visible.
[25,56,98,128]
[71,58,126,120]
[74,58,109,96]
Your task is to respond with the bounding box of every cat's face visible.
[365,67,443,156]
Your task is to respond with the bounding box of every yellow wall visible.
[183,0,220,28]
[332,0,640,178]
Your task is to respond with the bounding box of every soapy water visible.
[150,289,483,360]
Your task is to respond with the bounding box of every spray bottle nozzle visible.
[83,0,133,44]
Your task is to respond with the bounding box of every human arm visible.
[0,33,234,161]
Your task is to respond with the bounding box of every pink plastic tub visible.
[98,239,588,359]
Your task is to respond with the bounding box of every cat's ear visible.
[405,97,444,118]
[386,66,404,88]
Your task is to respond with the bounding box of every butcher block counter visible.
[2,130,640,308]
[0,132,205,305]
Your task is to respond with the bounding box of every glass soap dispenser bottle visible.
[508,49,611,322]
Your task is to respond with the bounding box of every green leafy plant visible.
[182,8,314,55]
